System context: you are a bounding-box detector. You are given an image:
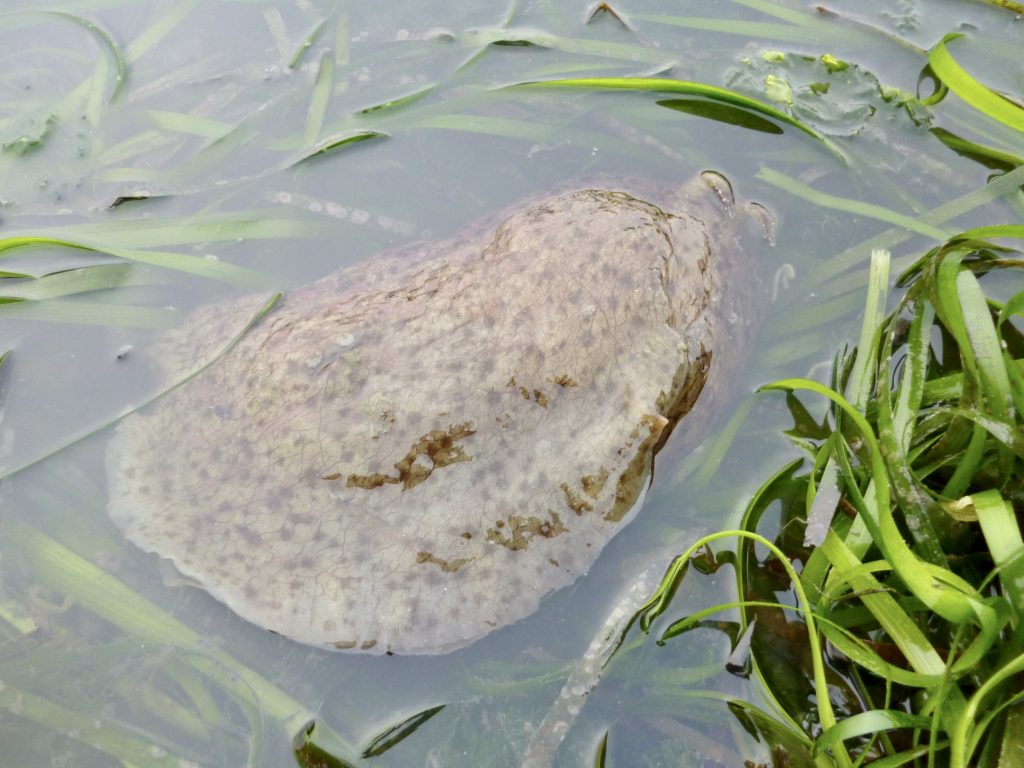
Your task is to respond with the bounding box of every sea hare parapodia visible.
[107,176,755,654]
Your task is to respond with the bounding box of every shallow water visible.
[0,1,1021,766]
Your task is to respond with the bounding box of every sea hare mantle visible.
[106,177,756,654]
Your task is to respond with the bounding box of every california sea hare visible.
[107,174,760,654]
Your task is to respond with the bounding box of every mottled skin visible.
[107,177,755,654]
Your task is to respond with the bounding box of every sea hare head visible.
[107,178,758,654]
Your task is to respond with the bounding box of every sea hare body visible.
[107,179,752,654]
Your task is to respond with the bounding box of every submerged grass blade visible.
[0,236,275,288]
[629,14,815,43]
[0,293,280,481]
[0,678,193,767]
[39,11,127,102]
[756,168,951,241]
[9,521,359,763]
[0,298,175,328]
[304,51,334,146]
[0,263,138,301]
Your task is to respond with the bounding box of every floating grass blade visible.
[293,129,386,164]
[511,77,845,159]
[928,34,1024,132]
[929,127,1024,172]
[360,705,446,758]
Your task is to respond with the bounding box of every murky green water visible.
[0,1,1020,765]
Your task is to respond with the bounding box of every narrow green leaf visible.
[360,705,445,758]
[0,264,138,301]
[0,236,274,288]
[146,109,233,139]
[293,130,386,164]
[930,127,1024,172]
[39,11,127,102]
[512,77,846,158]
[815,709,932,754]
[304,51,334,146]
[928,34,1024,132]
[757,168,952,241]
[290,17,328,69]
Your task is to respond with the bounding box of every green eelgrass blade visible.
[8,520,359,764]
[969,490,1024,614]
[290,17,329,69]
[929,127,1024,172]
[145,109,233,139]
[633,529,850,767]
[812,164,1024,283]
[510,77,846,160]
[293,130,386,164]
[0,236,275,288]
[815,709,932,756]
[0,264,138,302]
[38,11,127,102]
[124,0,197,64]
[756,168,952,241]
[304,51,334,146]
[819,531,948,679]
[951,630,1024,767]
[0,298,175,328]
[845,249,890,409]
[0,678,195,767]
[929,34,1024,132]
[360,705,446,758]
[760,378,994,634]
[0,293,280,481]
[628,14,817,43]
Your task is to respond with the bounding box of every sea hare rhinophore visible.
[107,175,760,654]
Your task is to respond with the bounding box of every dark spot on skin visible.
[347,422,476,490]
[460,532,472,539]
[581,468,609,499]
[416,551,472,572]
[486,511,567,551]
[236,525,262,546]
[561,482,594,515]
